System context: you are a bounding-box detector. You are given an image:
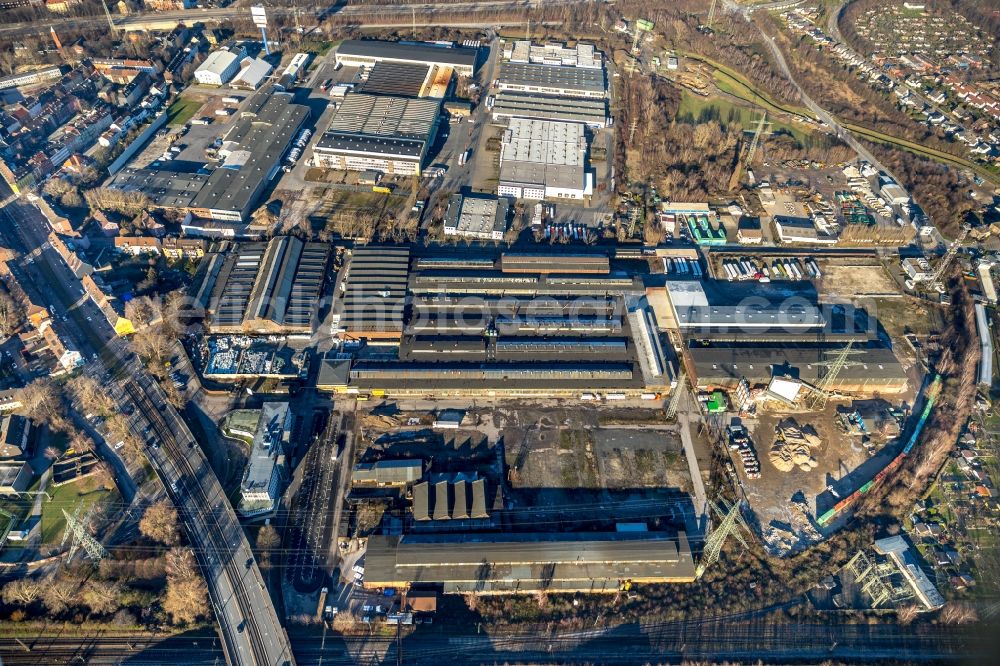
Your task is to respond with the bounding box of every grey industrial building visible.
[497,61,606,99]
[108,88,308,225]
[360,61,431,97]
[201,236,329,334]
[311,94,441,176]
[492,90,609,128]
[189,91,309,222]
[335,40,477,77]
[497,118,591,200]
[337,246,410,340]
[107,168,209,210]
[319,249,675,396]
[364,531,697,593]
[442,194,510,240]
[662,281,907,394]
[685,342,908,393]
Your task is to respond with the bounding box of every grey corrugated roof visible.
[688,343,905,385]
[499,62,605,94]
[364,532,697,591]
[470,479,488,519]
[361,61,430,97]
[493,90,608,125]
[338,40,477,68]
[413,482,430,521]
[433,481,450,521]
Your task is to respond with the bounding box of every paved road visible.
[0,1,589,37]
[757,30,899,183]
[0,197,294,666]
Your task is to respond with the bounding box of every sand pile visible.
[769,419,822,472]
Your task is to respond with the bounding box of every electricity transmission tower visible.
[61,505,108,562]
[707,0,719,29]
[744,112,769,169]
[843,550,894,608]
[930,225,970,288]
[665,370,687,420]
[804,342,865,411]
[101,0,119,37]
[696,500,751,578]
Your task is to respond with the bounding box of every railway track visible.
[122,379,283,666]
[0,633,224,665]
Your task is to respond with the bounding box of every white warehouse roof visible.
[232,57,274,88]
[197,50,240,78]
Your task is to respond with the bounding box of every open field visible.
[869,297,946,339]
[166,97,202,127]
[816,262,899,300]
[40,475,118,545]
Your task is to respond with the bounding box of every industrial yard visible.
[1,5,995,663]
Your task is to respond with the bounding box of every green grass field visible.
[166,97,202,127]
[40,475,118,545]
[678,91,811,144]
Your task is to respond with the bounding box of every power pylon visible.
[744,112,769,169]
[696,499,751,578]
[707,0,719,28]
[62,506,108,562]
[665,370,687,420]
[805,342,865,411]
[843,549,893,608]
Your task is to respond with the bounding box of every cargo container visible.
[808,258,822,278]
[605,393,626,400]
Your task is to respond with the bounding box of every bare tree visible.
[19,378,68,432]
[0,288,22,338]
[66,374,114,416]
[124,295,162,331]
[139,500,180,546]
[81,580,122,616]
[2,579,42,606]
[40,574,79,615]
[163,547,208,625]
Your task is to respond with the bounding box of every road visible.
[0,0,590,37]
[755,27,900,183]
[0,198,294,666]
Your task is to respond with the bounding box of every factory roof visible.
[493,90,608,125]
[688,343,906,385]
[352,459,423,485]
[507,40,602,69]
[360,61,431,97]
[675,304,826,330]
[231,57,274,88]
[337,40,477,69]
[325,93,440,137]
[364,531,696,592]
[443,194,509,237]
[108,168,208,209]
[499,118,586,191]
[208,237,328,332]
[190,90,308,217]
[340,246,410,335]
[241,402,290,494]
[196,49,240,77]
[498,61,605,94]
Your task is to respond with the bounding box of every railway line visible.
[121,378,291,666]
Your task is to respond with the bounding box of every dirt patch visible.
[818,262,898,299]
